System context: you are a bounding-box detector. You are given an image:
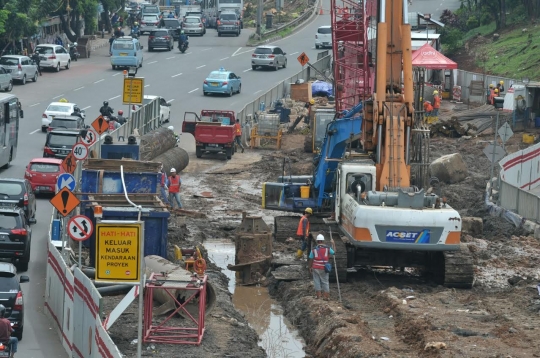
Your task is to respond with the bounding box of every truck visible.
[262,0,474,288]
[182,110,237,159]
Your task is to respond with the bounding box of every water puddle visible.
[205,239,306,358]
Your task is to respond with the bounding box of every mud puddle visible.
[205,239,306,357]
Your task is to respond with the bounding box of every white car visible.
[138,95,171,123]
[315,25,332,49]
[35,44,71,72]
[42,102,83,132]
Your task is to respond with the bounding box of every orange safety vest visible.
[489,89,495,104]
[168,175,181,193]
[234,122,242,136]
[296,215,310,237]
[433,95,441,109]
[424,102,433,113]
[312,245,329,270]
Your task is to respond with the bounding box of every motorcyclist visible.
[114,27,124,38]
[116,110,127,125]
[30,51,42,76]
[131,22,140,36]
[178,30,189,48]
[0,304,18,357]
[71,106,84,119]
[100,101,114,118]
[168,125,180,142]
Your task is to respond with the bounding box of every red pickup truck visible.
[182,110,237,159]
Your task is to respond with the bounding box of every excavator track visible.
[442,244,475,289]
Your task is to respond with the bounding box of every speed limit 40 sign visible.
[72,143,89,160]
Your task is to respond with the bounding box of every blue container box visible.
[81,170,160,195]
[83,206,170,266]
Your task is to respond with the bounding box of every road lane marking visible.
[166,56,176,59]
[171,73,183,78]
[220,57,229,61]
[196,65,206,69]
[167,99,175,103]
[188,88,198,93]
[52,94,64,99]
[243,68,252,72]
[29,129,40,135]
[229,102,237,107]
[289,52,299,56]
[74,86,84,91]
[186,52,192,54]
[108,95,121,101]
[232,48,254,56]
[94,79,105,84]
[29,103,41,107]
[201,48,211,51]
[232,47,242,56]
[112,73,122,76]
[144,85,150,87]
[254,90,262,94]
[148,61,158,64]
[82,106,91,110]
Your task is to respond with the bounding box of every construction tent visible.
[411,43,458,69]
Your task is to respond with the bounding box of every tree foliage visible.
[0,0,39,42]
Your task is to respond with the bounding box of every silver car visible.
[0,67,12,92]
[140,14,160,35]
[0,55,39,84]
[251,45,287,71]
[182,16,205,36]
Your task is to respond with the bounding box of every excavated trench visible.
[205,239,306,357]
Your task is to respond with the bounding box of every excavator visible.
[262,0,474,287]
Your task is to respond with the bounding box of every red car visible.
[24,158,64,194]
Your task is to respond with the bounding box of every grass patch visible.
[462,22,496,42]
[247,23,296,45]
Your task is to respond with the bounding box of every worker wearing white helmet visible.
[166,168,183,210]
[432,90,441,117]
[308,233,336,301]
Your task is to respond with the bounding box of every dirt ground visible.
[103,101,540,357]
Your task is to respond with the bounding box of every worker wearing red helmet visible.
[116,109,126,125]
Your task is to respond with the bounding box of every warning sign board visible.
[61,152,77,175]
[50,187,80,217]
[95,223,142,282]
[297,52,309,67]
[68,215,93,241]
[123,77,144,105]
[92,115,109,135]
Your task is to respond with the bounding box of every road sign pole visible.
[78,241,82,267]
[489,110,500,197]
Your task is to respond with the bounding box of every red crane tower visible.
[330,0,376,114]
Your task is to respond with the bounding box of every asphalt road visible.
[4,4,331,357]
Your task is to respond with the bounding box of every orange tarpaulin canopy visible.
[411,43,458,70]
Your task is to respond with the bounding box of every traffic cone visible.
[319,7,323,15]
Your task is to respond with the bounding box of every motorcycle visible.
[130,27,140,39]
[68,43,80,61]
[178,41,188,54]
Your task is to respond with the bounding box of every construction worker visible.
[308,234,336,301]
[423,100,433,122]
[167,168,183,209]
[496,80,505,94]
[432,90,441,117]
[234,119,244,153]
[296,207,313,259]
[488,84,495,104]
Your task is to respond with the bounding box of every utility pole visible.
[256,0,263,36]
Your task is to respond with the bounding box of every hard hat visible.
[168,126,174,131]
[433,90,438,94]
[419,97,423,101]
[494,88,499,93]
[316,234,325,241]
[134,22,139,26]
[305,207,313,214]
[500,80,504,84]
[309,99,315,105]
[118,110,123,115]
[170,168,176,173]
[489,84,494,88]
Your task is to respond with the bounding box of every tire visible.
[283,59,287,68]
[226,147,232,159]
[21,75,26,85]
[237,84,241,94]
[33,72,38,82]
[41,126,47,133]
[274,63,279,71]
[251,65,256,70]
[316,45,320,49]
[203,92,208,96]
[65,60,70,70]
[4,81,12,92]
[218,32,222,37]
[112,65,116,70]
[236,31,239,37]
[14,328,22,341]
[17,260,29,272]
[229,88,233,97]
[139,59,143,68]
[55,62,60,72]
[149,47,153,52]
[196,147,202,158]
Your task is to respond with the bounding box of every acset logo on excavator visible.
[386,230,430,244]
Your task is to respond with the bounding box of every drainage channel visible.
[205,239,306,357]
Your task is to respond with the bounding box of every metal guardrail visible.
[261,0,318,38]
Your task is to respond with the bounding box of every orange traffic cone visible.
[319,7,324,15]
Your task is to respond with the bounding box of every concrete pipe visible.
[140,127,178,161]
[144,255,216,316]
[152,147,190,174]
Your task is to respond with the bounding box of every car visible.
[251,45,287,71]
[0,208,32,273]
[110,36,144,70]
[0,67,13,92]
[203,68,241,97]
[217,11,240,37]
[159,18,182,40]
[24,158,64,194]
[0,178,37,224]
[47,115,86,132]
[0,55,39,85]
[43,129,82,159]
[140,14,160,34]
[182,16,205,36]
[0,262,30,339]
[315,25,332,49]
[35,44,71,72]
[148,29,175,51]
[41,102,81,132]
[141,3,160,16]
[135,95,172,123]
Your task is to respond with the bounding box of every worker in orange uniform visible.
[432,90,441,117]
[234,119,244,153]
[167,168,183,209]
[423,100,433,122]
[488,84,495,104]
[296,207,313,259]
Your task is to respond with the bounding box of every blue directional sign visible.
[56,173,76,192]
